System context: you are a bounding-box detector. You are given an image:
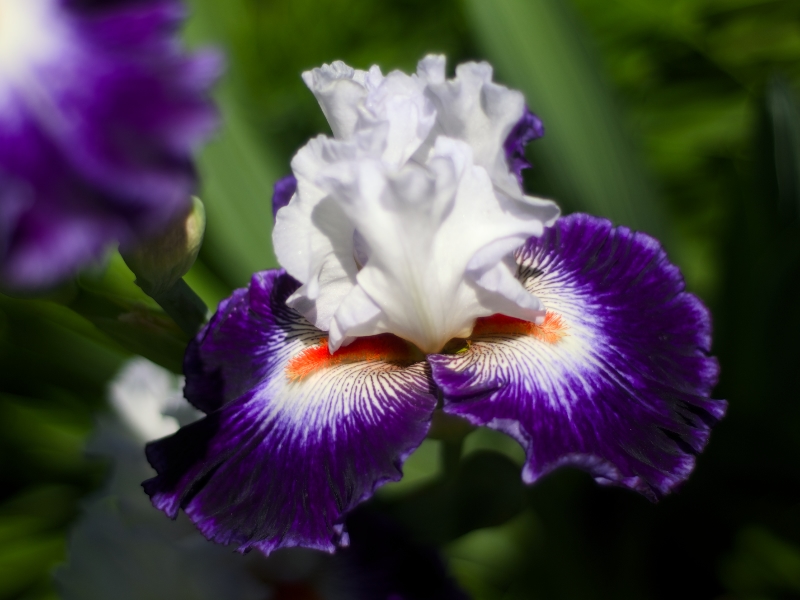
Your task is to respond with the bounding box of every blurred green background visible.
[1,0,799,597]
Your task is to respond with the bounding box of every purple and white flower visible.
[144,56,725,555]
[0,0,219,290]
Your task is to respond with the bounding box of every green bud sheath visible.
[122,196,206,296]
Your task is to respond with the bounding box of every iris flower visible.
[144,56,725,555]
[0,0,218,289]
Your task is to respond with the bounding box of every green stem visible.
[147,278,208,338]
[442,438,464,478]
[64,285,188,373]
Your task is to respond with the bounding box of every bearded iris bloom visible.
[144,56,725,555]
[0,0,219,290]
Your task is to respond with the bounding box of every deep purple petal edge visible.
[430,213,726,500]
[145,270,438,554]
[503,106,545,186]
[272,175,297,220]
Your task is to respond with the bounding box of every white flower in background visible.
[55,358,272,600]
[273,55,559,353]
[57,360,468,598]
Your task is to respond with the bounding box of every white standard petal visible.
[357,69,436,166]
[273,136,362,331]
[323,137,556,353]
[278,56,560,354]
[303,60,436,167]
[301,61,381,140]
[416,55,526,197]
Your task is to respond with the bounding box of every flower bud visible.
[122,197,206,296]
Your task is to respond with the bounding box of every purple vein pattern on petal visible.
[503,106,544,187]
[0,0,220,289]
[428,213,725,500]
[144,270,438,554]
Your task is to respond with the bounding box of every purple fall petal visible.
[144,270,438,554]
[0,0,220,290]
[429,213,725,500]
[271,174,297,220]
[503,106,544,186]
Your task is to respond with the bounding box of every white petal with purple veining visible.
[145,270,437,555]
[429,214,725,499]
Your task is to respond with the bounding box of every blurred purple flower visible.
[0,0,220,290]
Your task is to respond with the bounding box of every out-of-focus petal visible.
[144,270,438,554]
[55,358,276,600]
[429,214,725,499]
[0,0,219,289]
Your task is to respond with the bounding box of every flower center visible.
[472,311,568,343]
[285,334,422,381]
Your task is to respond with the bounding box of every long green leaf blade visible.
[464,0,669,241]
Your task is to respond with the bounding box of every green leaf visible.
[183,0,286,288]
[380,451,526,544]
[0,536,64,598]
[194,91,284,287]
[0,487,80,598]
[764,76,800,223]
[65,286,187,374]
[720,526,800,596]
[463,0,669,241]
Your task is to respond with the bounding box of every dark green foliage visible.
[381,451,528,546]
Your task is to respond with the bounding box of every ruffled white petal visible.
[416,56,527,197]
[277,55,560,353]
[323,137,553,353]
[302,60,435,167]
[301,61,379,140]
[360,69,436,166]
[273,136,361,330]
